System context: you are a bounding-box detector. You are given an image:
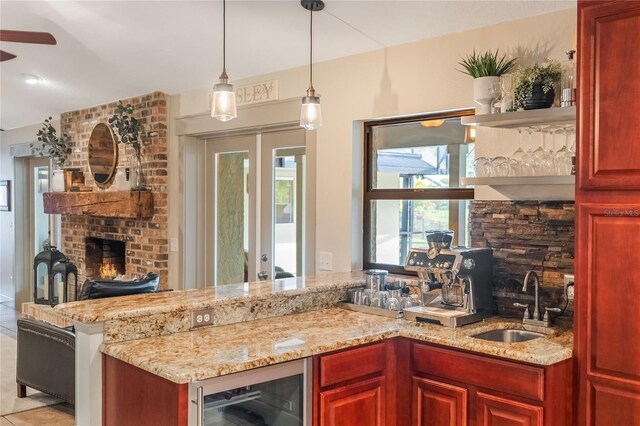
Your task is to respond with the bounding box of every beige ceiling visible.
[0,0,574,130]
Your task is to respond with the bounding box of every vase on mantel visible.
[130,153,147,191]
[51,167,65,192]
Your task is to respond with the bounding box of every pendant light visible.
[211,0,237,121]
[300,0,324,130]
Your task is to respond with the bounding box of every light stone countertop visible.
[101,307,573,384]
[53,272,366,323]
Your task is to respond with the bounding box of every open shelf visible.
[43,191,154,219]
[462,176,575,186]
[461,107,576,129]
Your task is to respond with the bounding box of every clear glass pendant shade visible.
[211,81,237,122]
[300,95,322,130]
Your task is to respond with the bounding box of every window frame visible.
[362,108,475,275]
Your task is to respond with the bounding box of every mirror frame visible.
[88,123,119,188]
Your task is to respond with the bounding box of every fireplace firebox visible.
[85,237,126,279]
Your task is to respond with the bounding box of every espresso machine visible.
[403,232,494,327]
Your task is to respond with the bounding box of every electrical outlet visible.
[191,309,214,329]
[567,285,575,300]
[319,252,333,271]
[564,274,575,301]
[170,238,179,252]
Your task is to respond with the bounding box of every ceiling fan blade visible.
[0,50,17,62]
[0,30,57,45]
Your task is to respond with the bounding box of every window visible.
[363,109,475,274]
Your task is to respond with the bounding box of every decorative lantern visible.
[33,244,67,305]
[51,260,78,305]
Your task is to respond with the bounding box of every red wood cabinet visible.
[412,376,467,426]
[318,376,386,426]
[476,392,542,426]
[411,342,571,426]
[313,340,399,426]
[575,1,640,424]
[103,355,188,426]
[577,0,640,190]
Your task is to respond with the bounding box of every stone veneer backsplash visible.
[470,201,575,318]
[60,92,169,295]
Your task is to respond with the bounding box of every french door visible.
[205,129,309,286]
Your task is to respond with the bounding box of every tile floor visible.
[0,301,75,425]
[0,301,21,339]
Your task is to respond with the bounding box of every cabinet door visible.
[412,376,467,426]
[575,203,640,425]
[476,392,542,426]
[319,376,385,426]
[577,0,640,189]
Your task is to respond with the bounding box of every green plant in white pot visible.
[513,60,561,110]
[459,50,517,115]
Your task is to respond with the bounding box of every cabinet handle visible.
[196,386,203,426]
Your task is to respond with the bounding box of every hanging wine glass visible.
[512,127,527,176]
[554,125,573,175]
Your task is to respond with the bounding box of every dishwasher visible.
[189,359,312,426]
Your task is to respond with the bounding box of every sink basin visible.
[471,329,544,343]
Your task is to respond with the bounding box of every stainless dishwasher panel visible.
[189,358,312,426]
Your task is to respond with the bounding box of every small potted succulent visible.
[108,102,146,190]
[513,60,562,110]
[459,49,517,115]
[31,117,72,192]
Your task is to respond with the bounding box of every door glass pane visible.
[273,149,305,278]
[33,165,50,255]
[216,151,249,286]
[368,199,470,266]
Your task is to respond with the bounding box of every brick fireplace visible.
[58,92,169,297]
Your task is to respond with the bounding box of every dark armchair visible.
[16,273,160,405]
[16,318,75,403]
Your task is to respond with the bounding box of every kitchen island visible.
[51,272,573,425]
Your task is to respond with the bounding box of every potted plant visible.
[513,60,561,110]
[459,50,517,115]
[31,117,72,192]
[108,102,146,190]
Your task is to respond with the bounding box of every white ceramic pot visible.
[473,76,500,115]
[51,170,65,192]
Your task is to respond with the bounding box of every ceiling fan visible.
[0,30,57,62]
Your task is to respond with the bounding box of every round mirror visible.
[88,123,118,188]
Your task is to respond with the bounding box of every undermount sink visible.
[471,329,544,343]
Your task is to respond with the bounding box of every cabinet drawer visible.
[319,342,386,388]
[412,343,544,402]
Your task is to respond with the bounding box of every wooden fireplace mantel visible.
[43,191,154,219]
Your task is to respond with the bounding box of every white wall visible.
[0,121,59,304]
[170,9,577,275]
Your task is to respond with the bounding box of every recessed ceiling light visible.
[23,74,43,85]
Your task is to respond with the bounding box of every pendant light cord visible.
[309,6,313,88]
[222,0,227,75]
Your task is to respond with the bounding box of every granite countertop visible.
[53,272,365,323]
[101,308,573,384]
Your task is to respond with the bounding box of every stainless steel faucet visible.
[523,270,541,321]
[513,270,560,327]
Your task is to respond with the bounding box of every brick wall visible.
[59,92,169,293]
[470,201,575,317]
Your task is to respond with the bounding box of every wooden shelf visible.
[461,107,576,129]
[462,176,575,186]
[43,191,154,219]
